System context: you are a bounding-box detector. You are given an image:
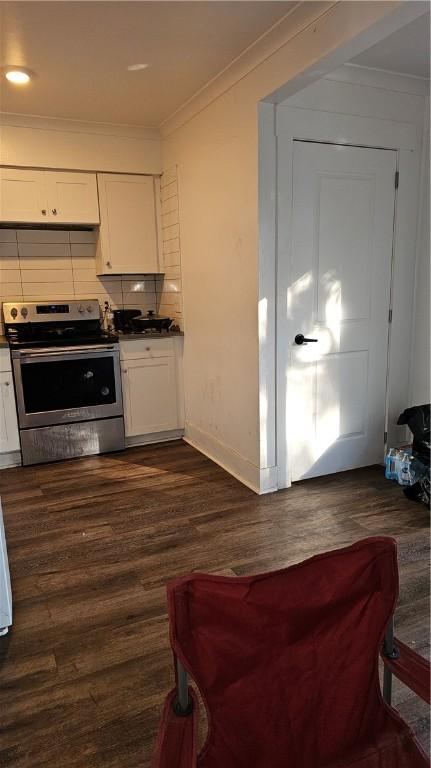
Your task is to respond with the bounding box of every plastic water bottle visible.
[385,449,397,480]
[394,449,404,483]
[398,452,414,486]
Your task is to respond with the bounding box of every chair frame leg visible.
[382,615,400,705]
[173,657,193,717]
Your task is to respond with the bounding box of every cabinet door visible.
[0,373,20,453]
[0,168,48,223]
[45,171,100,224]
[122,357,178,437]
[97,174,159,274]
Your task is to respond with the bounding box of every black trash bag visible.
[397,404,430,507]
[397,404,430,464]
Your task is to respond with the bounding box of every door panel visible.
[0,168,47,223]
[97,174,159,274]
[122,357,178,437]
[46,172,99,224]
[0,373,20,453]
[316,175,374,322]
[289,141,396,481]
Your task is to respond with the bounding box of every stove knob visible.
[78,304,85,314]
[20,307,28,317]
[87,305,94,313]
[10,307,18,319]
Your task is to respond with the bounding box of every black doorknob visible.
[295,334,318,345]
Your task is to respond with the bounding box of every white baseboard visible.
[0,451,21,470]
[125,429,184,448]
[184,422,277,495]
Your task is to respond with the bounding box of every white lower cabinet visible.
[120,339,184,440]
[0,353,20,455]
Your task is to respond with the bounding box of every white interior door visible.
[288,141,396,481]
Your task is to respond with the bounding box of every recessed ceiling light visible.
[127,63,149,72]
[5,69,31,85]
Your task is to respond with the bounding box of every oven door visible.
[12,346,123,428]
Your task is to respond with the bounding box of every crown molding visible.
[160,0,429,138]
[160,2,334,137]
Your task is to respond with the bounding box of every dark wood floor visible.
[0,441,429,767]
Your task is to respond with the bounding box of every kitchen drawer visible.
[0,348,12,373]
[120,338,175,361]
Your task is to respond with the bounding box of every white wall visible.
[0,228,166,335]
[0,113,161,174]
[410,108,430,406]
[162,2,423,492]
[163,89,261,489]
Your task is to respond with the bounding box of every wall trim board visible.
[259,465,278,495]
[259,82,425,490]
[276,105,418,150]
[125,429,184,448]
[326,64,430,97]
[184,422,262,494]
[258,102,277,474]
[161,2,426,138]
[0,451,21,469]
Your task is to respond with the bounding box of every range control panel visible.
[2,299,101,324]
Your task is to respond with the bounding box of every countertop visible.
[118,331,184,341]
[0,332,184,347]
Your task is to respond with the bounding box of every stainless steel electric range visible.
[3,300,125,466]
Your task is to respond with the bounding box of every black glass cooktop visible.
[5,320,118,349]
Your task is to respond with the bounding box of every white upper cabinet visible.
[44,172,99,224]
[0,168,48,223]
[0,168,99,224]
[96,173,160,274]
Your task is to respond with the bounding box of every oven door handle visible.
[16,345,116,358]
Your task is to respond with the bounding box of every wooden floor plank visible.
[0,442,429,766]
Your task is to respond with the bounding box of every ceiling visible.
[351,12,430,78]
[0,1,296,127]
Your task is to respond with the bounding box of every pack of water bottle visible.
[385,448,425,486]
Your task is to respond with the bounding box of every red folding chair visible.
[152,537,430,767]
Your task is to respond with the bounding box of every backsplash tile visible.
[16,229,70,244]
[158,165,184,329]
[0,228,159,333]
[0,242,19,259]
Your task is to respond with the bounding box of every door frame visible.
[259,101,423,490]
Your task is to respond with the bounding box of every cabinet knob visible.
[4,381,10,387]
[146,347,150,351]
[106,261,111,268]
[52,208,58,215]
[41,209,47,215]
